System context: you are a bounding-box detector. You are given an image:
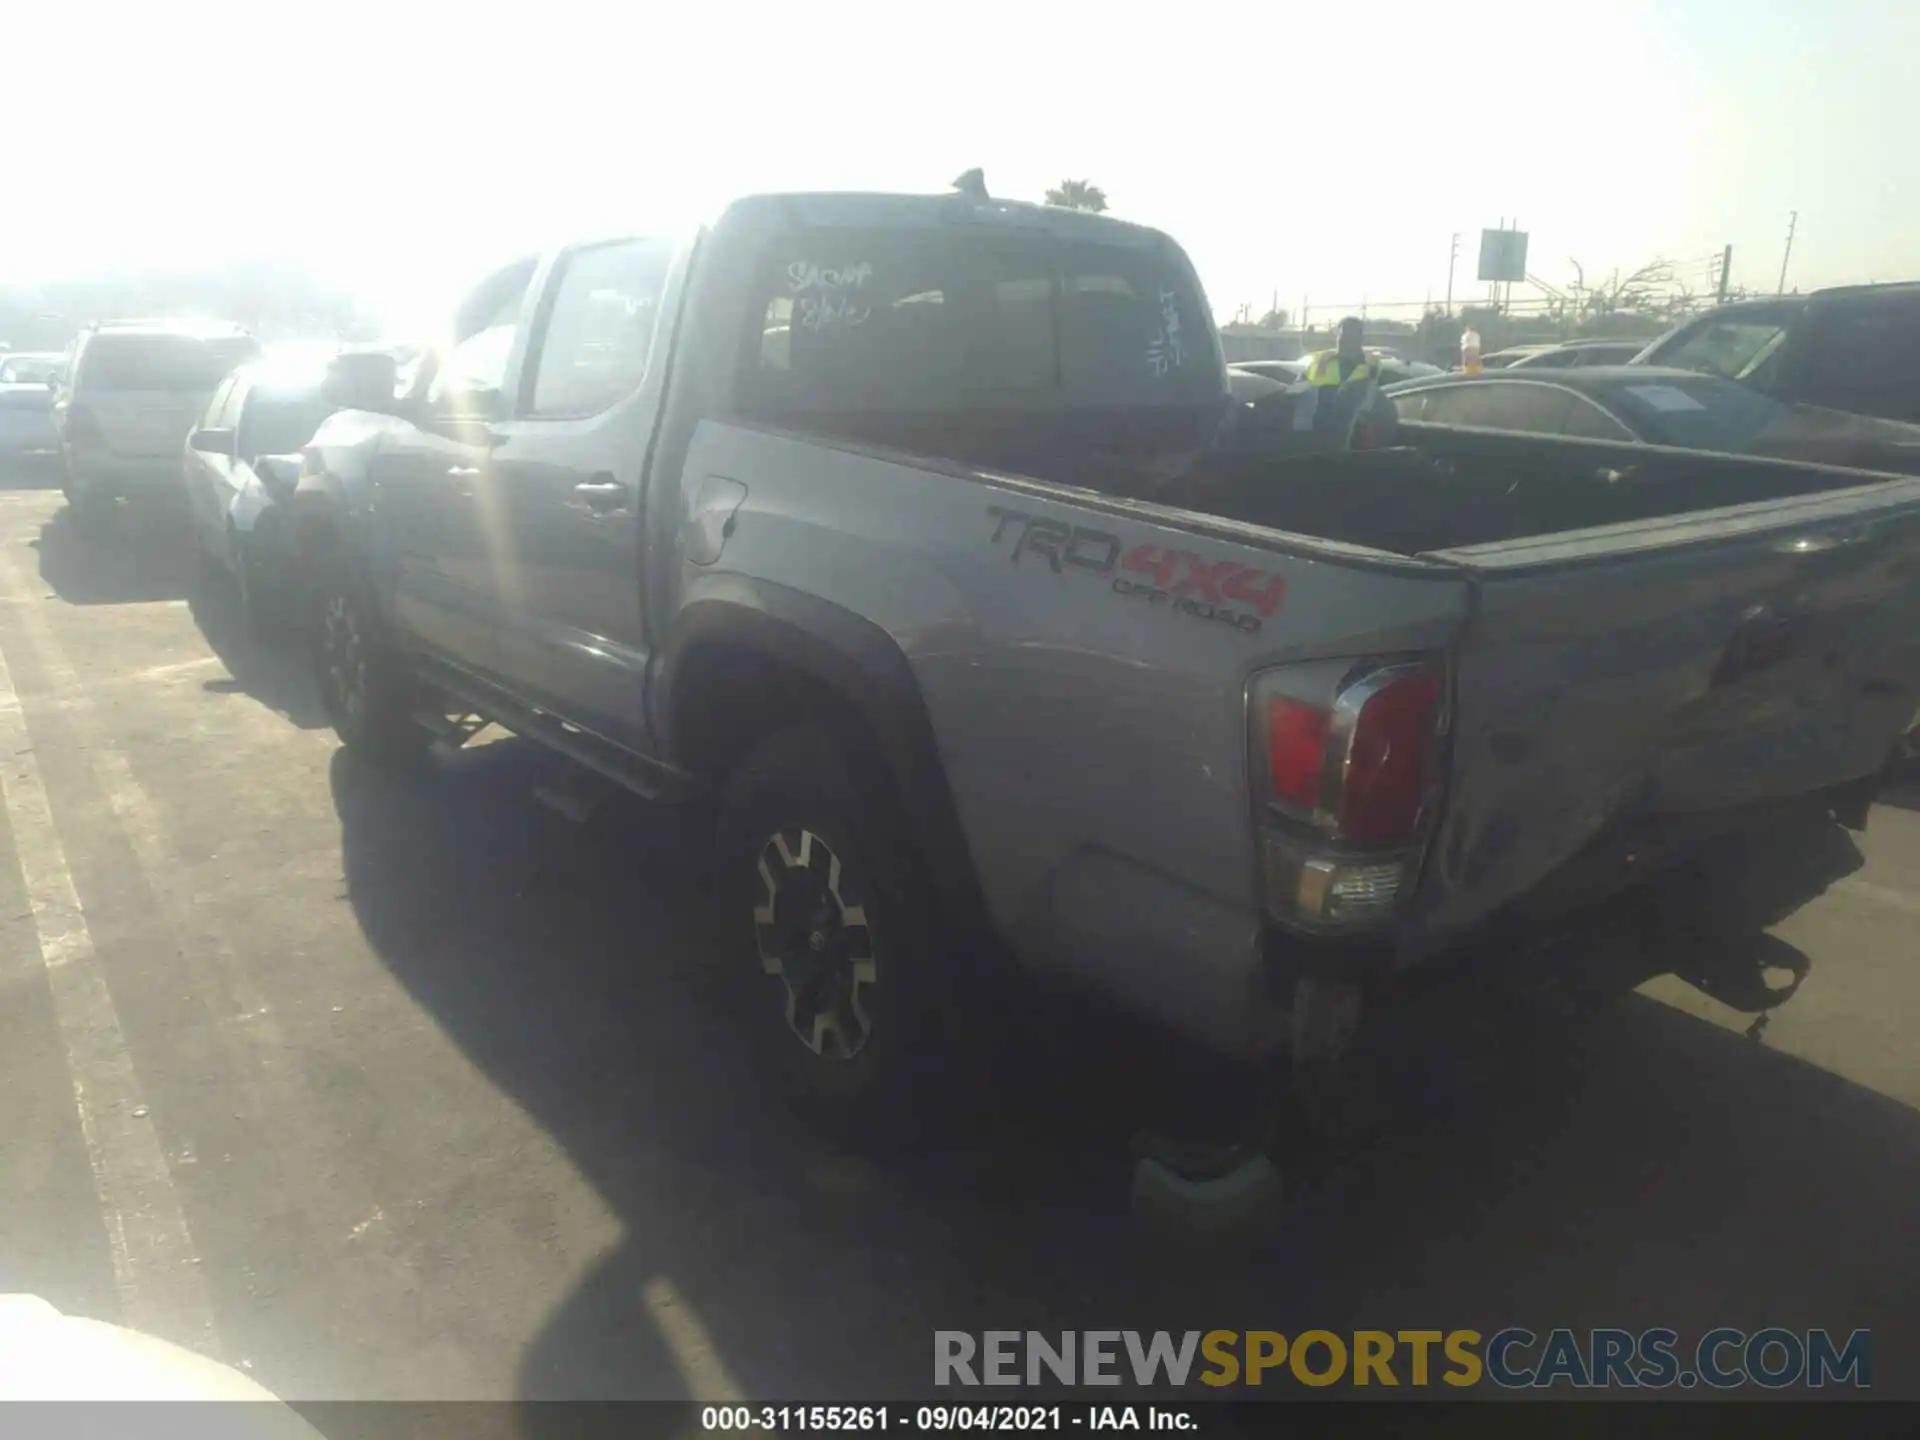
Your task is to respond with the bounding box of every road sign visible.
[1477,229,1529,283]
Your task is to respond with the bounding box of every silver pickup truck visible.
[286,189,1920,1139]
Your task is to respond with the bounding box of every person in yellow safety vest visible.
[1287,316,1393,445]
[1302,316,1381,388]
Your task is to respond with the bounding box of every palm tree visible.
[1044,180,1109,213]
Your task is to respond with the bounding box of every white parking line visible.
[0,635,219,1356]
[640,1276,748,1403]
[1834,877,1920,918]
[0,548,302,1123]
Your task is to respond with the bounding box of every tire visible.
[234,530,294,639]
[715,721,966,1145]
[191,524,227,604]
[310,546,431,763]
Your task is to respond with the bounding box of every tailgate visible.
[1416,475,1920,933]
[87,389,205,457]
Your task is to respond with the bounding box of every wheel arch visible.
[659,581,987,933]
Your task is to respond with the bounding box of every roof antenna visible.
[951,168,989,202]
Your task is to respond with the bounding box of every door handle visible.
[572,477,627,514]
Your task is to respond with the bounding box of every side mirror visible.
[322,351,401,413]
[189,427,236,455]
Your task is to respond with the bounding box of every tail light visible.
[1251,658,1447,932]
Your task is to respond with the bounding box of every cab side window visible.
[525,239,673,419]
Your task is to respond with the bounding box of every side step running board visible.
[412,657,700,805]
[412,709,490,749]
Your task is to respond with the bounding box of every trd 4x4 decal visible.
[986,506,1285,636]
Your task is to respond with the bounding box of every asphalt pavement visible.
[1,464,1918,1405]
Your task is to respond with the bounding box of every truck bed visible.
[1175,421,1914,556]
[702,415,1920,951]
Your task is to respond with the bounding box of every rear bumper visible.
[1385,783,1880,980]
[1033,775,1892,1065]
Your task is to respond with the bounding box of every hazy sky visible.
[5,0,1914,332]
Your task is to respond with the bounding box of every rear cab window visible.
[737,224,1222,423]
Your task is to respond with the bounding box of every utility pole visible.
[1716,243,1733,303]
[1777,211,1798,296]
[1504,219,1517,315]
[1446,233,1459,315]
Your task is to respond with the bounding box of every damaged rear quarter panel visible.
[681,421,1469,1055]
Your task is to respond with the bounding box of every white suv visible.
[55,321,260,518]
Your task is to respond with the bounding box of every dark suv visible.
[1634,283,1920,425]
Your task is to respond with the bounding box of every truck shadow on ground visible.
[327,747,1920,1407]
[184,570,331,729]
[1876,769,1920,815]
[34,503,196,607]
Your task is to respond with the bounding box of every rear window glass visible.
[1608,377,1789,451]
[239,389,334,457]
[739,227,1220,418]
[76,335,261,393]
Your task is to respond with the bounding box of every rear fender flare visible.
[659,581,986,932]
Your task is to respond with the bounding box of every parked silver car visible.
[183,357,337,632]
[55,321,261,519]
[0,352,65,463]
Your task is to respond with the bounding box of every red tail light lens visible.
[1339,670,1441,842]
[1265,696,1330,812]
[1253,658,1445,931]
[1256,661,1444,844]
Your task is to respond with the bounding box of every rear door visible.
[1418,476,1920,934]
[481,236,678,746]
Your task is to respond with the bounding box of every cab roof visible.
[85,319,255,340]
